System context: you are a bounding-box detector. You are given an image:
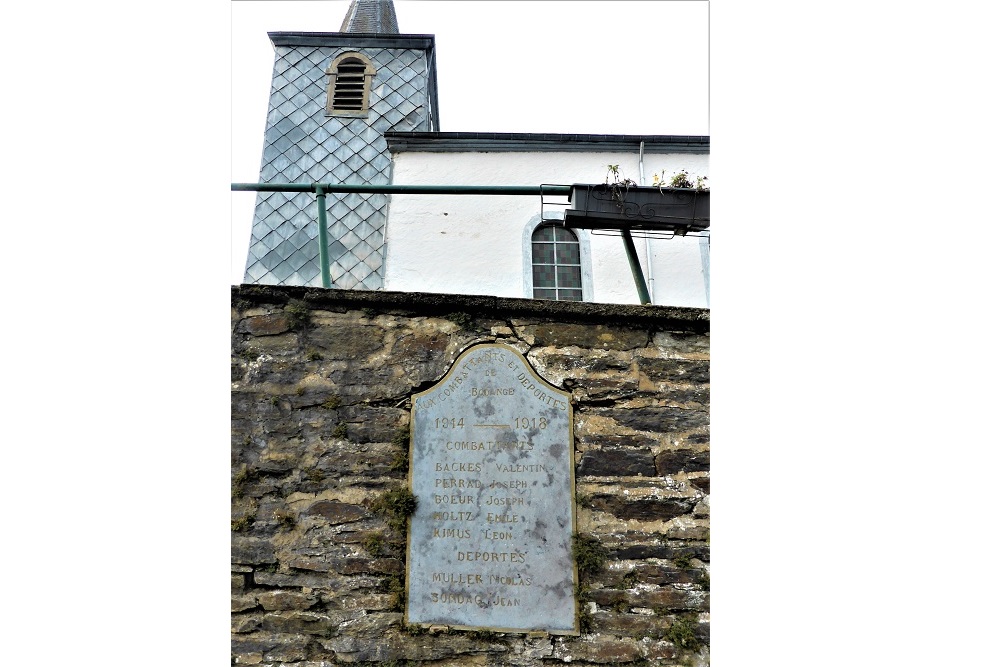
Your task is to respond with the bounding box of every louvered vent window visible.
[325,53,374,117]
[532,224,583,301]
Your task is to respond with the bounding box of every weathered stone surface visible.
[693,497,709,518]
[651,331,710,359]
[239,332,301,357]
[577,448,656,477]
[304,500,368,524]
[232,614,262,634]
[655,448,710,475]
[690,475,710,494]
[285,555,402,575]
[595,563,703,588]
[516,323,649,350]
[232,538,276,565]
[611,542,710,563]
[232,594,259,612]
[261,611,339,636]
[637,358,710,384]
[306,324,383,359]
[589,495,696,522]
[321,626,498,663]
[591,610,672,638]
[320,591,396,611]
[257,590,318,611]
[588,586,701,611]
[540,352,633,373]
[232,635,309,663]
[551,635,644,663]
[595,406,709,433]
[393,329,450,363]
[254,571,382,590]
[236,313,292,336]
[575,431,661,451]
[578,376,641,400]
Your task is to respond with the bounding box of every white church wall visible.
[384,150,710,307]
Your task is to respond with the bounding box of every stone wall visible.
[231,285,710,666]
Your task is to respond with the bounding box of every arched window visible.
[325,52,375,117]
[531,224,583,301]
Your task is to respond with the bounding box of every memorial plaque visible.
[405,343,578,634]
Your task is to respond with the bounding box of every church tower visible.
[243,0,439,288]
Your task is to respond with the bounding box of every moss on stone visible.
[573,534,609,576]
[371,486,418,531]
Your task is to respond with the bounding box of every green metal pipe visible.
[314,185,332,289]
[232,182,571,196]
[620,230,652,305]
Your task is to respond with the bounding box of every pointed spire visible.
[340,0,399,34]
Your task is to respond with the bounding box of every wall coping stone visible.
[231,286,710,333]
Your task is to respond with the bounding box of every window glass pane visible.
[557,265,582,289]
[555,242,580,264]
[552,227,576,243]
[533,288,557,300]
[532,242,554,264]
[533,264,555,288]
[558,289,583,301]
[533,226,554,242]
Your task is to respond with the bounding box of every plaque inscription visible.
[405,343,578,634]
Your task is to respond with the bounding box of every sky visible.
[230,0,710,283]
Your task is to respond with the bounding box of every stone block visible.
[232,614,261,634]
[232,636,309,663]
[589,586,696,611]
[516,323,649,350]
[597,406,709,434]
[232,538,275,565]
[591,610,671,638]
[236,313,292,336]
[261,611,339,636]
[589,494,696,522]
[304,500,368,525]
[637,358,710,384]
[232,594,258,612]
[258,590,318,611]
[690,475,710,494]
[655,448,710,475]
[577,448,656,477]
[552,635,644,663]
[651,331,710,359]
[306,324,384,360]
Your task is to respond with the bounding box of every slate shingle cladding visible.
[243,33,437,289]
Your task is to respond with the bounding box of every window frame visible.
[522,214,593,302]
[324,52,376,117]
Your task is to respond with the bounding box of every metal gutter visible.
[384,132,710,154]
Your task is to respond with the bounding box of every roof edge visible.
[385,132,709,154]
[268,32,434,49]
